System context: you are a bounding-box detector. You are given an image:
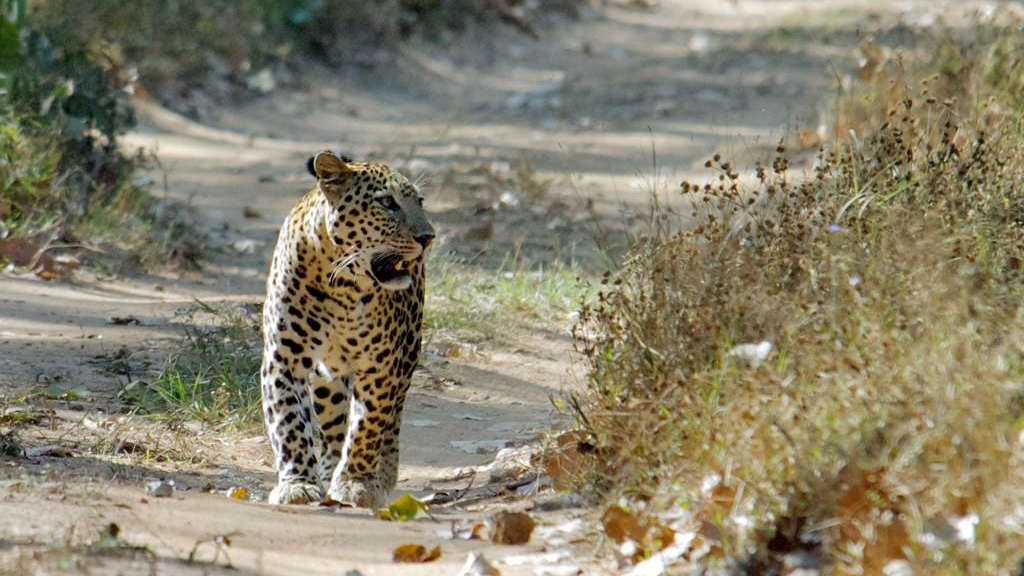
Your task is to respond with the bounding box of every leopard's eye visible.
[376,195,400,212]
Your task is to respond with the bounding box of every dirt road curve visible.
[0,1,972,574]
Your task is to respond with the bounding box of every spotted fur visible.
[261,151,434,507]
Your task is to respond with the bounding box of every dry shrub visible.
[571,23,1024,576]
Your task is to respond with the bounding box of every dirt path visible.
[0,1,973,574]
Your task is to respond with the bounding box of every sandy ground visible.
[0,1,989,574]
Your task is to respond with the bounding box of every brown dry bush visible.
[571,23,1024,576]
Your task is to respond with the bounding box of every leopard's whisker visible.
[328,246,394,284]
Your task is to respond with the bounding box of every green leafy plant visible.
[0,4,204,271]
[0,0,26,80]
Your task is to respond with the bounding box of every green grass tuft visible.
[124,302,262,430]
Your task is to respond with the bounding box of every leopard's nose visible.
[415,233,434,249]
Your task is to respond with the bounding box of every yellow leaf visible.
[225,486,249,500]
[380,494,429,521]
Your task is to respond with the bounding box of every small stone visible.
[146,479,175,498]
[505,93,529,109]
[450,439,508,454]
[532,493,583,511]
[457,552,501,576]
[25,445,72,458]
[248,68,276,93]
[729,341,773,368]
[497,191,521,210]
[406,419,441,428]
[230,239,260,254]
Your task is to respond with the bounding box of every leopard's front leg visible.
[327,371,397,508]
[262,311,322,505]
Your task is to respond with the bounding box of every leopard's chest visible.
[305,277,423,370]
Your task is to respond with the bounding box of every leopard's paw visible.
[269,480,323,505]
[328,479,385,508]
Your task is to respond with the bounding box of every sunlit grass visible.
[129,256,592,427]
[426,253,593,339]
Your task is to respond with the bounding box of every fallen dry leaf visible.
[686,535,722,562]
[33,260,60,280]
[541,431,587,489]
[831,466,910,576]
[489,511,535,545]
[603,504,681,564]
[0,237,42,266]
[709,484,736,510]
[697,520,722,543]
[0,236,66,280]
[602,505,647,544]
[393,543,441,563]
[646,524,677,551]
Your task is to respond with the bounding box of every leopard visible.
[260,150,434,508]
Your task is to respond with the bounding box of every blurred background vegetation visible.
[0,0,580,274]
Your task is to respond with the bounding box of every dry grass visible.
[570,21,1024,576]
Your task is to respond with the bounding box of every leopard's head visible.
[309,150,434,291]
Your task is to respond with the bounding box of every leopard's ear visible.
[310,150,349,180]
